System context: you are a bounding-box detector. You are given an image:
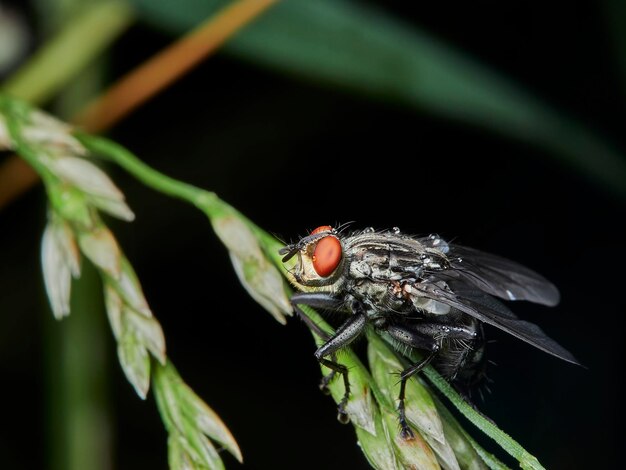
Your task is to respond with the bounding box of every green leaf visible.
[212,214,292,324]
[168,429,224,470]
[116,257,153,317]
[104,283,123,339]
[180,424,224,470]
[429,391,493,470]
[168,432,193,470]
[355,409,401,470]
[41,214,81,319]
[47,185,94,229]
[153,361,183,431]
[132,0,626,198]
[77,225,122,278]
[117,329,151,399]
[380,405,441,470]
[124,308,166,365]
[176,380,243,463]
[153,361,242,466]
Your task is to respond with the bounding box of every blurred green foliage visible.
[132,0,626,197]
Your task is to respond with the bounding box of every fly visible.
[279,225,580,439]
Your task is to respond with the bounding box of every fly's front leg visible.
[290,292,344,340]
[314,312,367,423]
[290,293,368,420]
[290,292,345,393]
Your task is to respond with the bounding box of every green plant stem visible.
[73,133,292,261]
[1,0,134,104]
[422,366,544,470]
[431,392,509,470]
[75,133,222,214]
[46,263,112,470]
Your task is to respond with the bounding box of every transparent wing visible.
[419,236,560,307]
[414,281,579,365]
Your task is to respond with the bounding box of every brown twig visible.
[0,157,40,208]
[0,0,278,210]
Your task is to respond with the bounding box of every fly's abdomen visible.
[434,322,487,388]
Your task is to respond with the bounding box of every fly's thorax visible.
[339,231,454,315]
[350,280,402,317]
[342,231,450,282]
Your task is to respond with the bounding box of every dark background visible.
[1,1,624,469]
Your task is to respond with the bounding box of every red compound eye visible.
[312,236,342,277]
[310,225,333,235]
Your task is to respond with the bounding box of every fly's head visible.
[279,225,345,290]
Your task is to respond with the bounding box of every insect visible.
[279,225,579,439]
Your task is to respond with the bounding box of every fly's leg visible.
[290,293,367,421]
[318,368,337,394]
[292,305,337,393]
[290,293,343,393]
[384,321,480,439]
[383,323,440,440]
[316,358,350,423]
[397,351,438,439]
[290,292,344,340]
[314,312,367,423]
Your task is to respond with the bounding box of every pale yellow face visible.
[292,239,321,283]
[285,226,345,290]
